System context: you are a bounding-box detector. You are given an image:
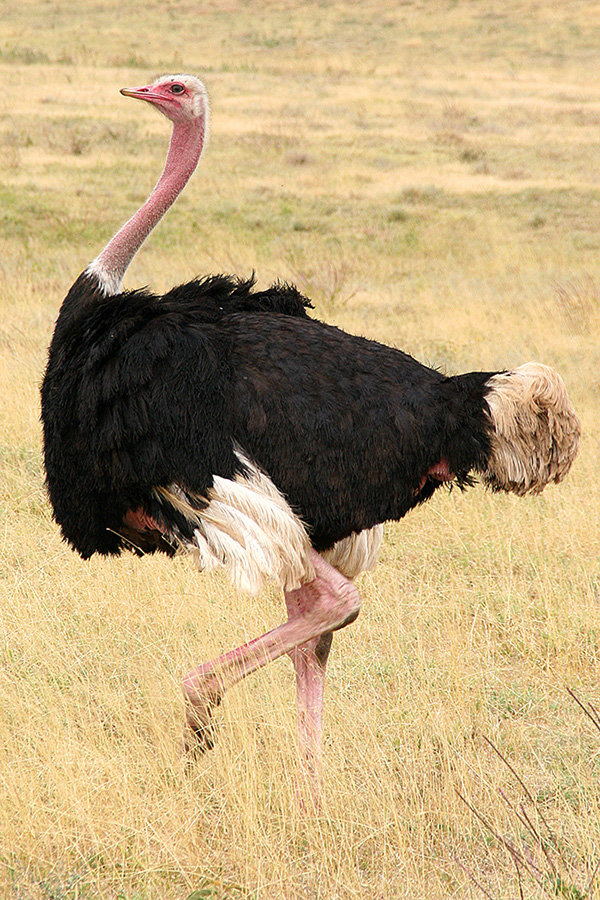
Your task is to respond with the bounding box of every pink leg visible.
[285,618,333,801]
[183,551,359,765]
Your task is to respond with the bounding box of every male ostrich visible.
[41,75,580,797]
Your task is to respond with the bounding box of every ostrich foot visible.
[183,671,224,755]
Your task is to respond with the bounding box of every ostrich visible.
[41,75,580,798]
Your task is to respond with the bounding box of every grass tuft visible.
[455,692,600,898]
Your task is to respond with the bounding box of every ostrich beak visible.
[120,85,162,103]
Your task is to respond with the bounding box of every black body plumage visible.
[41,271,496,560]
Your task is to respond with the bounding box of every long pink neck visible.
[87,117,206,295]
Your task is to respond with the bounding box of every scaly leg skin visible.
[285,625,333,805]
[183,550,359,762]
[285,583,334,802]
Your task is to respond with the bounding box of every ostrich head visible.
[85,74,210,295]
[121,74,209,127]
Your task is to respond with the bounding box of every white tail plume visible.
[483,362,581,496]
[323,526,383,580]
[153,451,314,594]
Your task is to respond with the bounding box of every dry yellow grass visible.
[1,2,600,897]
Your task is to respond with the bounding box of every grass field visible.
[1,1,600,897]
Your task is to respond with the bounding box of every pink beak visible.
[120,85,163,103]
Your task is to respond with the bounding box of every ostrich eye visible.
[170,84,185,94]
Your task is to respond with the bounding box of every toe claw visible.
[184,703,217,754]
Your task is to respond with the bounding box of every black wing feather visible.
[41,272,310,557]
[227,314,494,550]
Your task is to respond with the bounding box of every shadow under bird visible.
[40,74,581,801]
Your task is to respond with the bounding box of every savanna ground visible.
[1,1,600,897]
